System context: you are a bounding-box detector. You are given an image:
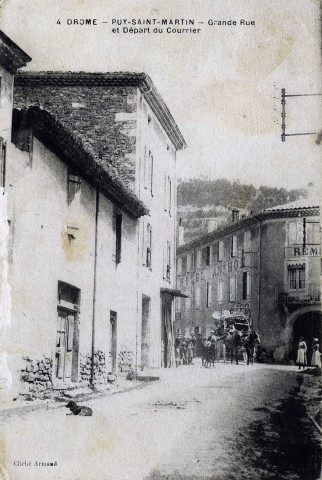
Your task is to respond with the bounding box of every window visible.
[144,148,153,194]
[243,271,251,300]
[231,236,238,257]
[67,171,81,205]
[288,265,305,290]
[196,249,202,269]
[177,257,182,275]
[164,175,172,215]
[0,137,6,188]
[186,289,191,311]
[244,231,251,253]
[146,223,152,268]
[218,241,224,261]
[305,222,320,245]
[176,297,181,313]
[187,253,192,273]
[206,282,212,307]
[288,220,304,245]
[166,241,171,281]
[206,245,210,267]
[182,256,187,275]
[195,285,201,309]
[114,212,122,264]
[218,278,223,303]
[181,297,186,313]
[229,275,237,302]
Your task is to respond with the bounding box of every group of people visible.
[296,337,321,369]
[175,334,197,366]
[201,334,226,367]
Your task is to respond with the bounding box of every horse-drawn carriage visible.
[212,312,260,364]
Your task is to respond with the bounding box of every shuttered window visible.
[0,137,6,188]
[243,271,251,300]
[218,241,224,261]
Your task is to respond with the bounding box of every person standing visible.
[311,338,321,368]
[296,337,307,370]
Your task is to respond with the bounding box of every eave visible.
[12,107,149,219]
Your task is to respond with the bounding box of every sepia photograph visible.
[0,1,321,479]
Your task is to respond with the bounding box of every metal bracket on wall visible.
[281,89,322,142]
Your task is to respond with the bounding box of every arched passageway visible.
[291,310,321,364]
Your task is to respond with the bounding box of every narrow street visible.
[0,362,320,480]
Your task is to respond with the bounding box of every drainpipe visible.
[90,187,99,387]
[253,216,261,332]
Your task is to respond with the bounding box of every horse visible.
[244,331,261,365]
[225,330,243,365]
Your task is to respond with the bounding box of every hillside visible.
[177,177,307,243]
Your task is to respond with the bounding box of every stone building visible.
[0,32,186,401]
[176,194,321,363]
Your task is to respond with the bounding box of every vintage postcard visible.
[0,1,321,479]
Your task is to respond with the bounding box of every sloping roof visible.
[15,71,187,151]
[177,199,320,254]
[12,106,148,219]
[0,30,31,73]
[262,198,320,212]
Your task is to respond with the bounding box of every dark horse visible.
[225,330,243,365]
[244,331,261,365]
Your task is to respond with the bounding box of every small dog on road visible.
[65,400,93,416]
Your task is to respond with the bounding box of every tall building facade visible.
[0,33,186,401]
[176,197,321,362]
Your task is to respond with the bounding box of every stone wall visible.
[19,355,53,399]
[79,350,107,385]
[14,85,138,189]
[118,348,134,373]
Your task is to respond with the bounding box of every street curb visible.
[0,380,153,419]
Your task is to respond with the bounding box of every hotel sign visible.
[212,259,242,277]
[285,246,321,258]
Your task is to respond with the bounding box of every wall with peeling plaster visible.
[4,133,139,398]
[135,94,178,368]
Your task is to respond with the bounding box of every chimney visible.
[231,209,240,222]
[178,218,185,246]
[207,218,218,233]
[307,182,316,201]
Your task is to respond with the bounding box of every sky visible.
[0,0,321,190]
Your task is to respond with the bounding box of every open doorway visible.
[141,296,151,369]
[292,310,321,365]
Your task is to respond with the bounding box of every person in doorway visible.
[311,339,321,368]
[296,337,307,369]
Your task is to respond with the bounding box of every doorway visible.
[292,310,321,365]
[110,311,117,373]
[54,281,80,387]
[141,296,150,369]
[55,309,77,383]
[161,293,174,368]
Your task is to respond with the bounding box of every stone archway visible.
[283,306,321,362]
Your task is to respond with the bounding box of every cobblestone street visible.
[0,361,320,480]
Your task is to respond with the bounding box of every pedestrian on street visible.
[296,337,307,370]
[311,339,321,368]
[186,337,194,364]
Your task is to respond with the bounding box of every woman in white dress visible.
[296,337,307,369]
[311,339,321,368]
